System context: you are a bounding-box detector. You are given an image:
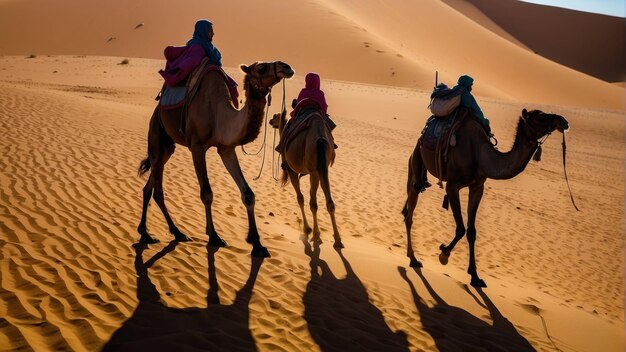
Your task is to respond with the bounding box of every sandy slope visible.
[449,0,626,83]
[0,56,623,351]
[0,0,623,110]
[441,0,531,50]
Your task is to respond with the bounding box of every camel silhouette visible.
[104,243,264,351]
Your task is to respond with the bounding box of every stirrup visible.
[489,133,498,147]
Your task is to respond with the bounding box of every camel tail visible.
[280,162,290,187]
[316,138,329,176]
[402,150,425,218]
[138,158,151,177]
[137,106,165,177]
[402,156,414,217]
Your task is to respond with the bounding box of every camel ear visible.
[240,64,251,74]
[522,108,528,119]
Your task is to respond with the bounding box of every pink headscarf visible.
[295,72,328,114]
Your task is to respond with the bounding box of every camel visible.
[402,108,569,287]
[269,107,342,247]
[137,61,294,257]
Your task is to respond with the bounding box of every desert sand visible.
[0,1,624,351]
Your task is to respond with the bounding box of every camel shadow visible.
[103,242,264,351]
[302,236,409,351]
[398,267,536,352]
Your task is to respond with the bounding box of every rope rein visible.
[532,130,579,211]
[245,88,271,180]
[561,133,580,211]
[271,79,286,181]
[241,65,286,181]
[241,87,271,157]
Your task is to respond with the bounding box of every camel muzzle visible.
[555,117,569,133]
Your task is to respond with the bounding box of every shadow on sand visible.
[103,242,264,351]
[398,267,536,352]
[302,236,409,351]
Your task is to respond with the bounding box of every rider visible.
[293,72,328,115]
[159,19,239,135]
[186,19,222,66]
[275,72,337,152]
[453,75,491,134]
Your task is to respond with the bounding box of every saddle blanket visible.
[159,85,186,110]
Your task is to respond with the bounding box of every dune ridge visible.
[0,0,623,110]
[451,0,626,83]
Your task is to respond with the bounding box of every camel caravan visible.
[137,19,572,287]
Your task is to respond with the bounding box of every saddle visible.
[419,107,470,188]
[156,58,239,134]
[276,99,335,154]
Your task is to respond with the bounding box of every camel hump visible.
[293,98,324,118]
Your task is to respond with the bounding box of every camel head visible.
[269,109,287,131]
[521,108,569,140]
[240,61,294,96]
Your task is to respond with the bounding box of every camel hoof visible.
[171,228,191,242]
[470,278,487,288]
[139,235,159,244]
[174,234,192,242]
[409,256,423,268]
[438,244,450,265]
[208,236,228,247]
[251,246,271,258]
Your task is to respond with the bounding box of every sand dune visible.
[0,56,623,350]
[448,0,626,83]
[0,0,623,110]
[442,0,531,50]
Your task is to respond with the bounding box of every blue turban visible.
[457,75,474,87]
[187,19,222,66]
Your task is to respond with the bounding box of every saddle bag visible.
[430,95,461,117]
[428,83,461,117]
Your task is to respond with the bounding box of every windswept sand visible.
[1,1,625,350]
[0,55,623,351]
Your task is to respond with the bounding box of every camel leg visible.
[467,182,486,287]
[309,174,321,241]
[152,153,191,242]
[287,168,312,235]
[403,153,423,267]
[191,145,224,247]
[138,173,158,244]
[439,182,465,264]
[403,187,422,268]
[218,146,270,258]
[318,164,342,248]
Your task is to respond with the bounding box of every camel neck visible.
[479,119,537,180]
[238,86,268,146]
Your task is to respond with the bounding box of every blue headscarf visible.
[457,75,474,87]
[187,19,222,66]
[453,74,488,124]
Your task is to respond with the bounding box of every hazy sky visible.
[520,0,625,17]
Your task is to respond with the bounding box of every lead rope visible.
[271,79,286,181]
[242,87,272,181]
[562,133,580,211]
